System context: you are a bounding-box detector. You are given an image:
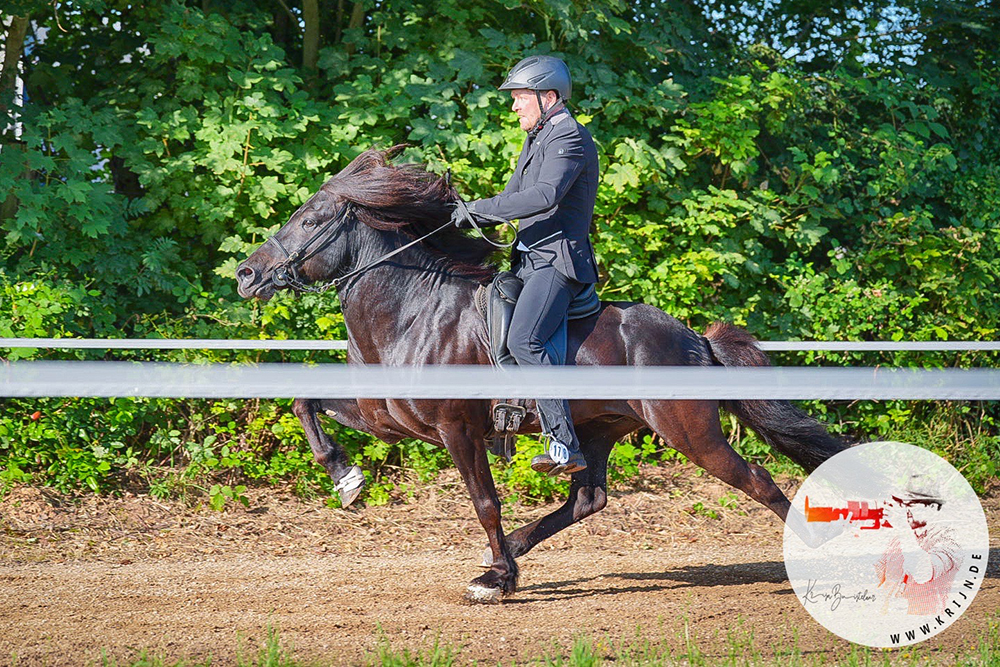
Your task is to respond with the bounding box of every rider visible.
[453,55,600,477]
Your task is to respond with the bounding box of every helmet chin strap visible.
[528,90,563,137]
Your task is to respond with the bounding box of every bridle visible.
[265,200,355,294]
[263,191,515,294]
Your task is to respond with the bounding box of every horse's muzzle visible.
[236,262,274,300]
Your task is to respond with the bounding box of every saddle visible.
[474,271,601,460]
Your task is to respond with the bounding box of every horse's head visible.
[236,187,353,301]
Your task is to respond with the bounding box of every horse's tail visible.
[702,322,850,472]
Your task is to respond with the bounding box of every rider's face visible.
[510,89,557,132]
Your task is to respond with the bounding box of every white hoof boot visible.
[465,584,503,604]
[334,465,365,507]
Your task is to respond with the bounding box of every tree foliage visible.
[1,0,998,495]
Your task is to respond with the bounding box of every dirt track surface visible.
[1,464,997,665]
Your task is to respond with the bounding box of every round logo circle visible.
[783,441,990,647]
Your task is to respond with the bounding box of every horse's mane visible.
[321,146,499,282]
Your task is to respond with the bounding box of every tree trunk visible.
[2,15,31,224]
[302,0,319,71]
[348,1,364,30]
[335,0,344,43]
[1,15,30,118]
[344,2,364,54]
[273,3,289,53]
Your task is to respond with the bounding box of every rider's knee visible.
[507,328,544,365]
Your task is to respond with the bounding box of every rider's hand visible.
[449,205,468,229]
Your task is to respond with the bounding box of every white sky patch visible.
[695,0,926,67]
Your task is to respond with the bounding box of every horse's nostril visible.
[237,266,254,281]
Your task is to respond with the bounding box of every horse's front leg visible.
[440,421,518,603]
[291,398,367,507]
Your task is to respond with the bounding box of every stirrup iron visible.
[493,402,526,432]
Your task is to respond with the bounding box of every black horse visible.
[235,146,848,603]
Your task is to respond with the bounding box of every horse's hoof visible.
[334,465,365,508]
[480,546,492,568]
[465,583,503,604]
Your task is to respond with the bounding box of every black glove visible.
[449,204,468,229]
[451,199,479,229]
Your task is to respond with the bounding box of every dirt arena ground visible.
[1,463,997,665]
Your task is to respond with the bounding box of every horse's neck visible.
[337,237,480,363]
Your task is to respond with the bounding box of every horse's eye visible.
[302,218,317,229]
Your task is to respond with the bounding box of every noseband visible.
[265,202,354,294]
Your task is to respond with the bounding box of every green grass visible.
[58,614,999,667]
[370,633,458,667]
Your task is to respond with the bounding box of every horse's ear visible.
[383,143,410,161]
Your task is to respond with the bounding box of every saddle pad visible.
[477,273,602,368]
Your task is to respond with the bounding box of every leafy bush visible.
[1,1,997,502]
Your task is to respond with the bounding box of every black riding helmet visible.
[499,55,571,135]
[499,55,572,99]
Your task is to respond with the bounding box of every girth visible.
[474,271,601,460]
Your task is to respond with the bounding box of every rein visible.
[266,195,514,294]
[451,197,518,249]
[331,218,456,289]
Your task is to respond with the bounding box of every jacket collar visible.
[520,109,571,171]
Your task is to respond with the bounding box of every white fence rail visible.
[2,338,1000,352]
[3,362,999,400]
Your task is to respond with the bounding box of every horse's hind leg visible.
[500,419,637,561]
[637,399,791,520]
[291,398,367,507]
